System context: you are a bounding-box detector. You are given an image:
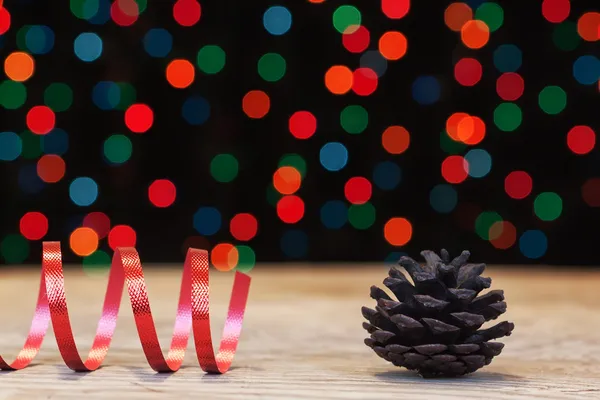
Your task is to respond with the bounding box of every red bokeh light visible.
[276,195,305,224]
[148,179,177,208]
[289,111,317,139]
[567,125,595,155]
[352,68,378,96]
[125,104,154,133]
[230,213,258,241]
[496,73,525,101]
[582,178,600,207]
[344,177,372,204]
[489,221,517,249]
[173,0,201,27]
[441,156,469,184]
[381,0,410,19]
[108,225,137,250]
[83,212,111,239]
[454,57,482,87]
[342,25,370,53]
[27,106,55,135]
[20,212,49,240]
[504,171,533,199]
[110,0,138,26]
[0,7,10,35]
[541,0,570,23]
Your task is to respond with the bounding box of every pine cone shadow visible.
[375,369,522,382]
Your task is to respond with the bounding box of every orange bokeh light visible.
[378,31,407,60]
[166,59,195,88]
[461,20,490,49]
[444,2,473,32]
[382,126,410,154]
[242,90,270,119]
[577,12,600,41]
[273,166,302,195]
[325,65,353,95]
[4,51,34,82]
[37,154,66,183]
[70,227,99,257]
[211,243,239,272]
[384,217,413,246]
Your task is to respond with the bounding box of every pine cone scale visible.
[362,249,514,377]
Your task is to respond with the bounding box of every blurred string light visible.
[1,0,599,265]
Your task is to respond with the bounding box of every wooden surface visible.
[0,265,599,399]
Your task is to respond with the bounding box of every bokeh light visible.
[230,213,258,242]
[148,179,177,208]
[211,243,239,272]
[384,217,412,246]
[70,227,99,257]
[289,111,317,139]
[20,212,48,240]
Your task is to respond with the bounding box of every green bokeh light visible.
[475,211,502,240]
[474,2,504,32]
[340,105,368,134]
[1,234,30,264]
[0,81,27,109]
[440,131,467,154]
[104,134,133,164]
[197,45,226,74]
[16,25,31,51]
[552,21,580,51]
[258,53,286,82]
[538,86,567,115]
[83,250,111,275]
[115,82,136,110]
[44,83,73,112]
[70,0,97,19]
[279,154,307,178]
[493,103,522,132]
[235,245,256,273]
[210,154,239,183]
[534,192,563,221]
[348,203,376,229]
[20,131,42,160]
[333,5,361,34]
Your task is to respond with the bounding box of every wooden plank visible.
[0,266,599,399]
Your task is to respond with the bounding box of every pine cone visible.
[362,249,514,378]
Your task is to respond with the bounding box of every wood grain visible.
[0,265,599,399]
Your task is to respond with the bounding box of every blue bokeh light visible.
[465,149,492,178]
[193,207,222,236]
[143,28,173,58]
[69,177,99,206]
[41,128,69,155]
[373,161,401,190]
[493,44,522,72]
[263,6,292,35]
[573,55,600,85]
[182,96,210,125]
[429,184,458,213]
[92,81,121,110]
[519,230,548,259]
[319,142,348,171]
[320,200,348,229]
[74,32,103,62]
[412,75,441,105]
[0,132,23,161]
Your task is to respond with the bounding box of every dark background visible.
[0,0,599,267]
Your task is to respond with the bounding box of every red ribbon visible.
[0,241,251,373]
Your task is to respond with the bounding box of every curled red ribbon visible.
[0,241,251,373]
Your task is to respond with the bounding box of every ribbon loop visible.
[0,241,251,373]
